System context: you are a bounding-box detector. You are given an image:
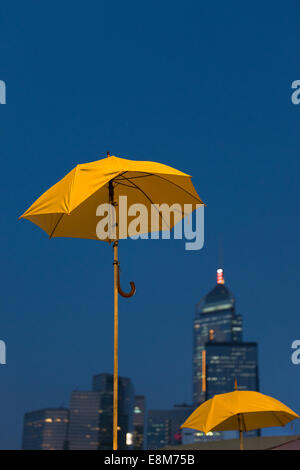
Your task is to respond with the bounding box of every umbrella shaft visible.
[113,241,119,450]
[238,413,244,450]
[239,430,244,450]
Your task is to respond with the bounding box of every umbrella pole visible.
[238,413,244,450]
[109,173,119,451]
[113,240,119,450]
[239,429,244,450]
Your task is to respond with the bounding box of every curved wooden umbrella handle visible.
[117,265,136,298]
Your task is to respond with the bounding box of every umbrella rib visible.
[272,411,285,427]
[49,213,64,239]
[115,172,203,203]
[151,174,203,203]
[114,182,137,189]
[115,173,153,181]
[112,171,129,181]
[206,396,215,434]
[241,413,247,432]
[120,175,171,230]
[115,172,203,204]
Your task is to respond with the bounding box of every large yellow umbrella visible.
[181,390,299,450]
[20,152,204,450]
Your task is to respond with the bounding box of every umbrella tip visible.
[107,151,110,157]
[234,378,238,391]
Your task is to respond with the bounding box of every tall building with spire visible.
[193,269,258,406]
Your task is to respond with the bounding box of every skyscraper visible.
[132,395,146,450]
[205,342,259,398]
[22,408,69,450]
[92,373,135,449]
[22,373,135,450]
[68,373,135,450]
[193,269,258,405]
[147,404,193,449]
[68,391,103,450]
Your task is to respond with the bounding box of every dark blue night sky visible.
[0,1,299,449]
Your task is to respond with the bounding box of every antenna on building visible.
[218,234,224,269]
[217,235,225,284]
[217,268,225,285]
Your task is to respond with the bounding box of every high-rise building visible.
[191,268,259,440]
[147,404,193,449]
[68,373,134,450]
[205,342,259,398]
[22,408,69,450]
[22,373,136,450]
[132,395,146,450]
[193,269,247,405]
[68,391,103,450]
[92,373,135,449]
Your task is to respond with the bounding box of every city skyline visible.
[20,267,267,449]
[15,262,300,448]
[16,263,300,448]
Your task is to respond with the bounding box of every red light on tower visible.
[217,268,224,284]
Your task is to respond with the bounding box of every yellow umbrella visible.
[181,390,299,450]
[20,152,204,450]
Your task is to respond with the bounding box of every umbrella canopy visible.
[181,391,299,434]
[20,154,203,239]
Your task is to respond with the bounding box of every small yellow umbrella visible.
[181,391,299,450]
[20,153,204,450]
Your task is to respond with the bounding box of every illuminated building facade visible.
[92,373,135,449]
[193,269,243,405]
[22,408,69,450]
[68,373,134,450]
[205,342,259,398]
[147,404,193,449]
[190,268,259,441]
[22,373,135,450]
[132,395,146,450]
[205,341,260,439]
[68,391,103,450]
